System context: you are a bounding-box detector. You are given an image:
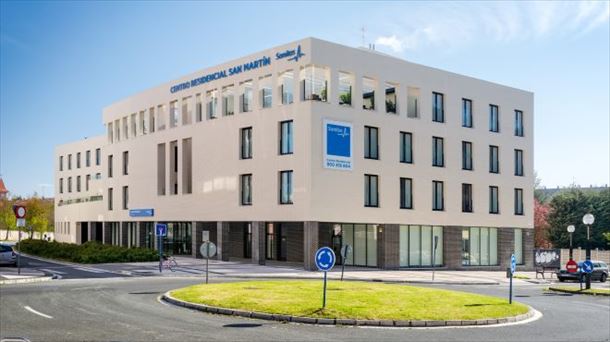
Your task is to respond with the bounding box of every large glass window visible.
[170,101,179,128]
[240,127,252,159]
[462,227,498,266]
[407,87,420,118]
[515,110,524,137]
[301,66,328,102]
[433,180,444,211]
[181,98,192,125]
[364,126,379,159]
[86,150,91,167]
[364,174,379,207]
[222,85,235,116]
[108,188,113,210]
[400,177,413,209]
[95,148,101,166]
[338,72,353,106]
[279,70,294,105]
[59,156,64,171]
[432,92,444,122]
[515,149,524,176]
[514,229,523,264]
[489,104,499,132]
[341,224,377,267]
[76,176,81,192]
[280,120,293,155]
[400,132,413,163]
[108,155,113,178]
[462,141,473,170]
[122,186,128,210]
[195,94,203,121]
[260,75,272,108]
[462,183,473,213]
[122,151,128,175]
[489,186,499,214]
[385,82,397,114]
[362,77,376,110]
[279,170,293,204]
[241,174,252,205]
[462,98,473,127]
[432,137,444,167]
[489,145,499,173]
[76,152,81,168]
[206,89,218,119]
[240,80,253,113]
[514,188,524,215]
[399,225,443,267]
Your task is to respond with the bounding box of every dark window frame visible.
[489,104,500,133]
[489,186,499,214]
[489,145,499,173]
[279,170,293,205]
[241,174,252,206]
[432,180,444,211]
[462,183,473,213]
[432,136,444,167]
[400,177,413,209]
[399,131,413,164]
[364,174,379,207]
[364,126,379,160]
[240,127,253,159]
[279,120,294,155]
[462,98,473,128]
[432,92,445,123]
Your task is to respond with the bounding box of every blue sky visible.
[1,1,609,197]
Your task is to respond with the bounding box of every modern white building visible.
[54,37,534,270]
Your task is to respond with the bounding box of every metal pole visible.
[322,271,327,308]
[206,243,209,284]
[340,261,345,281]
[17,227,21,275]
[509,271,513,304]
[158,236,163,273]
[569,233,573,260]
[586,225,591,290]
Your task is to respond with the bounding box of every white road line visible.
[39,268,66,275]
[24,306,53,319]
[74,267,107,273]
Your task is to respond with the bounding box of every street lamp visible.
[567,225,575,260]
[582,213,595,290]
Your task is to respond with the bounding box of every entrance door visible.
[278,224,287,261]
[80,223,89,244]
[95,223,103,242]
[244,223,252,259]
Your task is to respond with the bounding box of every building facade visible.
[54,38,534,270]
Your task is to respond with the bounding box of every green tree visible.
[25,196,53,239]
[0,198,17,240]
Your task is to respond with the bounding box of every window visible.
[489,104,499,132]
[156,105,165,131]
[222,85,235,116]
[131,113,137,135]
[514,228,523,264]
[489,186,499,214]
[301,66,328,102]
[169,101,179,128]
[206,89,218,119]
[338,72,353,106]
[86,150,91,167]
[514,188,524,215]
[385,82,397,114]
[59,178,63,194]
[181,97,192,125]
[108,188,113,210]
[122,151,129,175]
[122,186,128,210]
[260,75,272,108]
[241,174,252,205]
[462,141,473,170]
[407,87,420,118]
[59,156,63,171]
[240,80,253,112]
[515,110,524,137]
[462,227,498,266]
[399,132,413,163]
[433,181,444,211]
[362,77,376,110]
[400,178,413,209]
[280,120,293,155]
[123,117,128,139]
[515,149,524,176]
[432,137,444,167]
[68,154,72,170]
[68,177,72,192]
[462,98,473,127]
[364,126,379,159]
[399,225,443,267]
[76,152,81,168]
[279,170,293,204]
[107,122,113,143]
[149,107,156,132]
[170,141,178,195]
[76,176,81,192]
[462,183,473,213]
[279,70,294,105]
[489,145,499,173]
[108,155,113,178]
[340,224,379,267]
[86,174,90,191]
[432,92,444,122]
[95,173,101,180]
[95,148,101,166]
[195,94,203,122]
[139,110,146,134]
[364,174,379,207]
[241,127,252,159]
[157,143,166,196]
[115,119,121,139]
[182,138,192,194]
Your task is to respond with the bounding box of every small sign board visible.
[16,218,26,228]
[566,259,578,273]
[200,241,217,258]
[582,260,594,274]
[340,244,352,259]
[129,209,154,217]
[511,254,516,274]
[202,231,210,242]
[315,247,336,272]
[155,223,167,237]
[13,205,26,219]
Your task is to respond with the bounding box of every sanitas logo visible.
[276,45,305,62]
[328,126,349,138]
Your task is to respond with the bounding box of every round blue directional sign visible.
[315,247,336,272]
[511,254,516,274]
[582,260,594,274]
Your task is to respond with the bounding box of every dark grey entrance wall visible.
[192,222,217,259]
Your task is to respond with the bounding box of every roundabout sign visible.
[315,247,336,308]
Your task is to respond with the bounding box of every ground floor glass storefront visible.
[399,225,443,267]
[340,224,378,267]
[161,222,192,255]
[462,227,498,266]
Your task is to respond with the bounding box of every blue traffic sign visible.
[315,247,336,272]
[582,260,594,274]
[155,223,167,237]
[511,254,516,274]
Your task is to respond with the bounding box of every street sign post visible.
[509,253,516,304]
[315,247,336,308]
[13,205,26,275]
[156,223,167,273]
[202,231,210,242]
[582,260,594,274]
[200,241,217,284]
[339,244,352,281]
[566,259,578,273]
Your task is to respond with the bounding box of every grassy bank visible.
[16,239,158,263]
[171,280,528,320]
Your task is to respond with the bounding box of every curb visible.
[17,253,129,277]
[0,276,53,285]
[161,291,535,327]
[224,274,499,286]
[547,287,610,297]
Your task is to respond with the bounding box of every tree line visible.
[0,196,54,240]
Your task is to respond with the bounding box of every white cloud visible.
[372,2,610,54]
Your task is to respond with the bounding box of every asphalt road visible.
[1,274,609,342]
[4,255,130,279]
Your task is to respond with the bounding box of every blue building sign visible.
[275,45,305,62]
[323,119,352,170]
[129,209,154,217]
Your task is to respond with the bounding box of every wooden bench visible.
[535,266,559,279]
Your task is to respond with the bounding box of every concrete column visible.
[103,222,112,245]
[444,226,462,269]
[120,222,128,247]
[499,227,514,270]
[303,221,319,271]
[217,221,230,261]
[378,224,400,270]
[191,221,201,258]
[523,228,535,271]
[251,221,266,265]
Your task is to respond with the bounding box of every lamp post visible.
[567,225,575,260]
[582,213,595,290]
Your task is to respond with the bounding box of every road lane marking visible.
[73,267,107,273]
[39,268,66,275]
[24,306,53,319]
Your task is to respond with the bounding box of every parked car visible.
[556,260,608,282]
[0,243,17,266]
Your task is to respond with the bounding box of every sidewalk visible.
[0,267,51,285]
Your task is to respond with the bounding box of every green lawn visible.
[170,280,528,320]
[548,286,610,296]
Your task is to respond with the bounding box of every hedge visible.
[16,239,159,263]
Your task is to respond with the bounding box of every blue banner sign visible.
[323,119,353,170]
[276,44,305,62]
[129,209,154,217]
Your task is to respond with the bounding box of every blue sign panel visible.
[511,254,516,274]
[323,119,353,170]
[315,247,336,272]
[155,223,167,237]
[276,44,305,62]
[582,260,594,274]
[129,209,154,217]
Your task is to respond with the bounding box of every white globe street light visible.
[567,225,575,260]
[582,213,595,289]
[567,225,575,233]
[583,213,595,225]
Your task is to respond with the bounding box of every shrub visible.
[16,239,158,263]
